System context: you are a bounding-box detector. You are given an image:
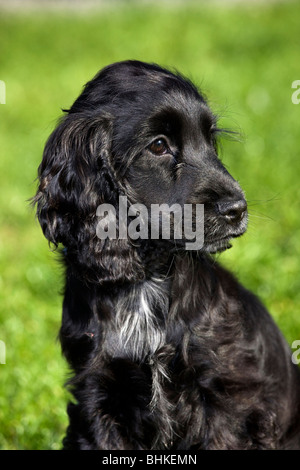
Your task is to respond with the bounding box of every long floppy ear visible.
[34,112,145,284]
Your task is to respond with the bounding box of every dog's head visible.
[34,60,247,283]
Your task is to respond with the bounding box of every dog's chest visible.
[111,278,170,362]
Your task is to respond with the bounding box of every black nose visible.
[216,199,247,224]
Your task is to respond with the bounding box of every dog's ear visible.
[34,113,145,284]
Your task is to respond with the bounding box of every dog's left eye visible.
[148,138,170,156]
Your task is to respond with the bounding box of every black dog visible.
[34,60,300,449]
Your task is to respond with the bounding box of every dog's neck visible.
[102,275,171,363]
[138,240,175,278]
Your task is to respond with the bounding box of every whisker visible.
[247,194,281,206]
[248,211,275,222]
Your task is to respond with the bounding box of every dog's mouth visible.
[204,237,233,254]
[201,204,248,254]
[203,229,246,254]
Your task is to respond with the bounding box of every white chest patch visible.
[115,278,170,362]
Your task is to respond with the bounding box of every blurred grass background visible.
[0,0,300,450]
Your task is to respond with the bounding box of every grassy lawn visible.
[1,1,300,449]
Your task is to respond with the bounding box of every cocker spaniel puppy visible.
[34,60,300,450]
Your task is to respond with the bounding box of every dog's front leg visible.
[63,360,155,450]
[62,401,139,450]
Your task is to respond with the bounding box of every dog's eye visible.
[149,138,169,156]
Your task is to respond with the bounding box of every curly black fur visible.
[34,60,300,449]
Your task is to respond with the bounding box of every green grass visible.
[1,1,300,449]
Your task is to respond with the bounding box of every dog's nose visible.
[216,199,247,224]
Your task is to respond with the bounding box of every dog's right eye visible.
[148,138,170,156]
